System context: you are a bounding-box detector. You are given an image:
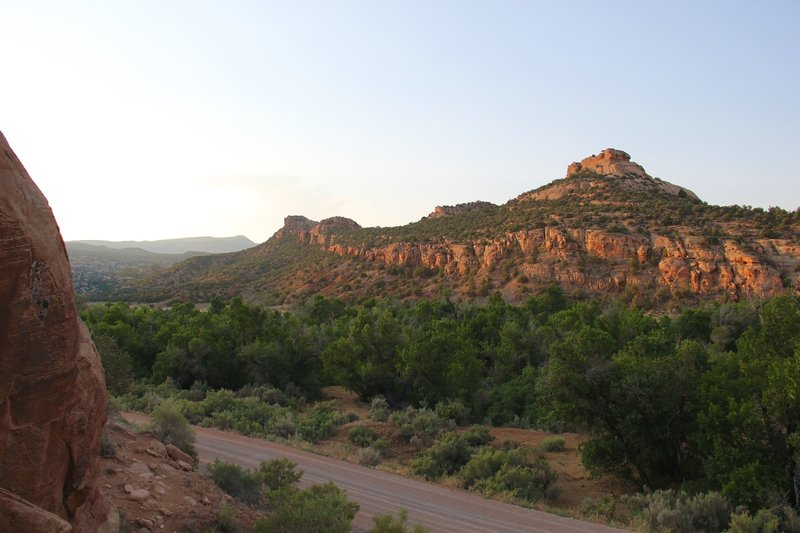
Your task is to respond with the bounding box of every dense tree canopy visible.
[84,290,800,510]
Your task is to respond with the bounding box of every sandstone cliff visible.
[427,202,497,219]
[0,132,118,532]
[113,149,800,308]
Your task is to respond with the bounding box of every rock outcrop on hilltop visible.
[0,132,118,532]
[427,202,496,219]
[566,148,648,178]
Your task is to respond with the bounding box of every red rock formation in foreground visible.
[0,131,118,532]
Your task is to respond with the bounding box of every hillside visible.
[67,242,211,300]
[71,235,256,254]
[111,149,800,308]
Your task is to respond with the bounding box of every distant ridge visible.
[70,235,256,255]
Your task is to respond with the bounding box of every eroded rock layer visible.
[0,131,117,532]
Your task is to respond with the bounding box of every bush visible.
[435,399,471,425]
[461,425,494,447]
[216,504,241,533]
[483,462,558,503]
[370,508,430,533]
[411,432,473,479]
[539,436,566,452]
[728,506,800,533]
[257,458,302,492]
[298,401,343,442]
[357,447,382,467]
[459,447,525,487]
[580,497,617,521]
[207,460,263,506]
[348,425,379,447]
[625,490,731,533]
[458,445,557,504]
[149,399,197,458]
[391,406,452,443]
[369,396,390,422]
[254,482,359,533]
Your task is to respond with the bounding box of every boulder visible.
[0,131,117,532]
[165,444,194,467]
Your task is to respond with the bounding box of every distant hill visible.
[66,242,214,300]
[70,235,256,255]
[101,149,800,309]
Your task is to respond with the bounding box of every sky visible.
[1,1,798,243]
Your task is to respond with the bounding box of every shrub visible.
[207,460,263,506]
[369,396,390,422]
[149,399,196,458]
[411,432,473,479]
[254,482,358,533]
[435,399,471,425]
[539,436,566,452]
[298,401,343,442]
[257,458,302,491]
[625,490,731,533]
[458,446,556,504]
[461,425,494,447]
[728,509,781,533]
[347,426,377,447]
[370,508,430,533]
[728,506,800,533]
[485,461,558,503]
[216,504,241,533]
[459,447,511,487]
[357,447,382,467]
[580,497,617,521]
[391,406,452,443]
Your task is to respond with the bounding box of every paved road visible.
[124,413,625,532]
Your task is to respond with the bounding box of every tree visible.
[693,296,800,509]
[538,325,705,488]
[93,334,133,395]
[397,318,483,405]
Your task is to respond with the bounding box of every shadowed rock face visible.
[0,131,117,532]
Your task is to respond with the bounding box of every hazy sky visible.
[1,1,798,243]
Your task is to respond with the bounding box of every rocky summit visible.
[0,131,118,532]
[106,149,800,310]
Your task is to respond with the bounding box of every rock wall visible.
[0,131,117,532]
[278,216,795,301]
[426,202,496,219]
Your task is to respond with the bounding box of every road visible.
[123,413,625,532]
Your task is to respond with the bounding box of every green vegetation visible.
[89,290,800,513]
[538,436,566,452]
[148,399,196,458]
[370,509,429,533]
[411,430,557,505]
[208,458,358,532]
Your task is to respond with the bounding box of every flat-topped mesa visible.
[566,148,648,179]
[428,201,496,219]
[273,215,318,240]
[315,216,361,233]
[274,215,361,245]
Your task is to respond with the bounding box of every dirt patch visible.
[99,418,260,532]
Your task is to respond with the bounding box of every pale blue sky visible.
[1,1,798,242]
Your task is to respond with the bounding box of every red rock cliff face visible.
[0,132,117,532]
[281,221,797,302]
